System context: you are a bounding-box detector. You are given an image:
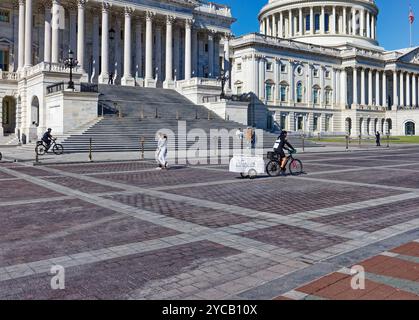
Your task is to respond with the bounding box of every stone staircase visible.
[56,85,318,153]
[0,135,20,147]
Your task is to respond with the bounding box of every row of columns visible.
[16,0,227,86]
[351,67,419,108]
[261,6,377,40]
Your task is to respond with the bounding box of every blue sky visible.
[216,0,419,50]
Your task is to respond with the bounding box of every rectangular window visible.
[236,63,242,71]
[205,44,209,52]
[280,114,287,130]
[325,14,330,32]
[325,70,330,78]
[306,15,311,31]
[280,64,286,73]
[237,86,242,95]
[0,10,10,23]
[313,69,319,77]
[0,50,9,71]
[313,117,319,131]
[266,62,273,71]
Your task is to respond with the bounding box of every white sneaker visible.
[156,167,162,170]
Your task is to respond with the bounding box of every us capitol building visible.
[0,0,418,143]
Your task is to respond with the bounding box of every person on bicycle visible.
[42,128,54,152]
[273,130,296,174]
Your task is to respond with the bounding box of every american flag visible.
[409,6,415,24]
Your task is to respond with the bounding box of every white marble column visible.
[121,7,134,86]
[77,0,86,73]
[310,7,314,35]
[92,13,99,82]
[208,31,214,77]
[24,0,33,67]
[279,12,284,37]
[224,34,231,89]
[382,71,387,108]
[18,0,25,71]
[299,8,303,35]
[44,4,52,64]
[366,11,371,38]
[406,73,411,107]
[135,20,142,80]
[98,3,110,84]
[340,68,347,108]
[393,70,398,109]
[413,74,417,107]
[375,70,380,106]
[273,14,277,37]
[331,6,336,34]
[155,26,162,81]
[192,30,198,76]
[343,7,347,35]
[368,69,373,105]
[371,15,377,40]
[164,16,174,86]
[320,6,325,33]
[360,9,365,37]
[361,68,366,105]
[288,10,292,37]
[353,67,358,105]
[51,0,60,64]
[400,72,405,107]
[145,11,154,83]
[184,19,192,80]
[352,8,356,36]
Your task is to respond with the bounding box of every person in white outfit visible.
[155,133,168,170]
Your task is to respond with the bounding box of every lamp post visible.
[218,68,230,99]
[64,49,78,90]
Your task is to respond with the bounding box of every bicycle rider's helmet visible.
[280,130,288,137]
[47,128,52,131]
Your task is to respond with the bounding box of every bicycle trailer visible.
[229,155,265,179]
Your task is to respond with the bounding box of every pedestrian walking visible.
[155,133,168,170]
[375,131,381,147]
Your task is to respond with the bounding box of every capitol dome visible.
[258,0,379,48]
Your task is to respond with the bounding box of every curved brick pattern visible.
[43,176,125,194]
[168,178,403,215]
[0,199,178,267]
[97,167,238,188]
[48,161,158,174]
[0,179,63,202]
[105,193,254,228]
[0,241,239,300]
[311,198,419,232]
[239,224,346,254]
[310,169,419,189]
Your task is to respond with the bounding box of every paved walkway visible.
[0,146,418,300]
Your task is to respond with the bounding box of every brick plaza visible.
[0,147,418,300]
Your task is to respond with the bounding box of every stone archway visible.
[1,96,16,136]
[405,121,416,136]
[345,117,352,135]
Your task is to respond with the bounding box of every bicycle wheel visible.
[289,159,303,176]
[266,161,281,177]
[53,144,64,155]
[35,144,46,156]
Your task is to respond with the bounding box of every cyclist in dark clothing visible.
[42,128,53,152]
[273,131,296,173]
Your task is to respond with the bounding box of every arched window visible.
[296,82,303,103]
[305,15,311,31]
[265,81,274,101]
[325,14,330,32]
[315,14,320,31]
[280,82,288,102]
[405,121,416,135]
[31,96,40,127]
[313,86,320,104]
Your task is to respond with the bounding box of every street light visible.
[217,68,230,99]
[64,49,78,90]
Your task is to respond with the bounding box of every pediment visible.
[398,47,419,64]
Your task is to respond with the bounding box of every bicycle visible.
[36,138,64,156]
[266,149,303,177]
